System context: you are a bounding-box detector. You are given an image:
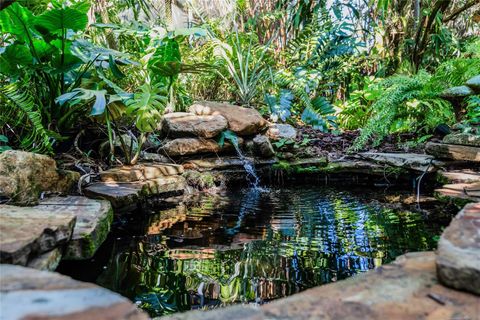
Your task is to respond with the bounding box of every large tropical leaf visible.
[126,84,168,132]
[149,39,182,77]
[0,3,35,41]
[34,7,88,35]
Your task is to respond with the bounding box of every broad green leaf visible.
[0,44,33,75]
[0,3,35,41]
[34,8,88,35]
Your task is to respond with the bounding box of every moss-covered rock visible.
[0,150,79,205]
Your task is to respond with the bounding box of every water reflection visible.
[97,187,442,317]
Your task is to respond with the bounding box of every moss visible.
[434,191,473,209]
[183,170,216,190]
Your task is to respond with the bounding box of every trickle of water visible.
[231,142,262,190]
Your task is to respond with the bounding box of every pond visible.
[59,185,446,317]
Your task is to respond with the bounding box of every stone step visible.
[38,196,113,260]
[437,203,480,295]
[84,176,187,209]
[99,163,184,183]
[437,170,480,184]
[426,142,480,162]
[0,264,148,320]
[434,182,480,207]
[0,205,76,269]
[358,152,444,172]
[443,133,480,147]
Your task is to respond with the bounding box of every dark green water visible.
[71,187,445,317]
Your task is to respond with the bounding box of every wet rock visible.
[163,252,480,320]
[38,196,113,260]
[426,142,480,162]
[0,264,149,320]
[442,133,480,147]
[466,75,480,92]
[441,85,474,100]
[434,182,480,207]
[162,137,237,157]
[267,123,297,141]
[357,152,444,172]
[189,101,268,136]
[99,164,184,183]
[0,150,79,205]
[162,112,228,138]
[437,203,480,295]
[183,170,216,190]
[0,205,76,267]
[253,135,275,158]
[182,157,277,172]
[84,176,186,209]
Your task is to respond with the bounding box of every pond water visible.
[60,186,446,317]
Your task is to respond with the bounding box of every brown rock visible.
[99,164,184,183]
[358,152,444,172]
[0,205,76,266]
[38,196,113,260]
[434,182,480,207]
[189,102,268,136]
[437,203,480,295]
[162,112,228,138]
[0,264,149,320]
[162,137,240,157]
[426,142,480,162]
[0,150,79,205]
[442,133,480,147]
[252,135,275,158]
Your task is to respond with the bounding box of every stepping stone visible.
[437,170,480,184]
[0,205,76,269]
[38,196,113,260]
[358,152,444,172]
[84,176,187,209]
[426,142,480,162]
[99,163,184,183]
[437,203,480,295]
[434,182,480,207]
[0,264,148,320]
[183,157,276,171]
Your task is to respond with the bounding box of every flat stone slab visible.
[182,157,277,171]
[358,152,443,172]
[437,170,480,184]
[437,203,480,295]
[84,176,186,209]
[434,182,480,207]
[426,142,480,162]
[99,163,184,183]
[38,196,113,260]
[162,252,479,320]
[443,133,480,147]
[0,264,148,320]
[0,205,76,268]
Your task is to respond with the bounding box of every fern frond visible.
[0,84,53,154]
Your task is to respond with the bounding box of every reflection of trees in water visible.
[97,187,440,317]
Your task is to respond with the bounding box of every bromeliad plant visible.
[0,1,129,153]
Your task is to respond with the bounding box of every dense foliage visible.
[1,0,479,159]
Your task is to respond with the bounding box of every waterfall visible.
[231,141,261,189]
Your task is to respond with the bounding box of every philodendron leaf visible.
[34,7,88,35]
[0,3,35,41]
[55,88,108,116]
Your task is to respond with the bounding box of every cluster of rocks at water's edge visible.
[1,99,479,319]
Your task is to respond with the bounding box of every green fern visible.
[0,84,53,153]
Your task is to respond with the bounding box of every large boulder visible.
[436,203,480,295]
[162,112,228,138]
[0,150,79,205]
[267,124,297,141]
[162,137,241,157]
[466,75,480,92]
[189,101,268,136]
